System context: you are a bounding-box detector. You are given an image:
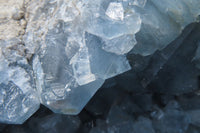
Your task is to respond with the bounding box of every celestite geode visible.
[0,0,200,124]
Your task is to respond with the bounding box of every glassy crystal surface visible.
[27,0,137,114]
[0,40,40,124]
[131,0,200,55]
[24,0,200,116]
[0,0,200,125]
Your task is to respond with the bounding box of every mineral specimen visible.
[28,0,139,115]
[0,39,40,124]
[0,0,200,124]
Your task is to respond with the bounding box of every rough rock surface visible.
[0,0,26,40]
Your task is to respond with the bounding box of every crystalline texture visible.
[131,0,200,55]
[25,0,200,115]
[0,0,200,124]
[0,40,40,124]
[27,0,137,114]
[105,2,124,21]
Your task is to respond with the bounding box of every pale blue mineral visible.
[24,0,200,115]
[28,0,137,114]
[0,0,200,124]
[131,0,200,55]
[0,39,40,124]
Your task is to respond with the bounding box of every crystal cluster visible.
[0,0,200,124]
[0,39,39,124]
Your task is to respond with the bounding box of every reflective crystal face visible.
[105,2,124,21]
[27,0,200,115]
[31,0,136,114]
[26,0,200,115]
[0,42,40,124]
[0,0,200,124]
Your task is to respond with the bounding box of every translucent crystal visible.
[131,0,200,56]
[0,41,40,124]
[27,0,135,114]
[23,0,200,116]
[105,2,124,21]
[1,0,200,124]
[132,0,147,7]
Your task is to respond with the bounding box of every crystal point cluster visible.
[0,0,200,124]
[0,40,40,124]
[28,0,138,115]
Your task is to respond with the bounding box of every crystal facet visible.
[26,0,136,114]
[0,40,40,124]
[0,0,200,124]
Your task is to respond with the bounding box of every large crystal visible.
[25,0,200,115]
[0,0,200,124]
[23,0,200,116]
[28,0,134,114]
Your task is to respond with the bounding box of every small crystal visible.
[106,2,124,21]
